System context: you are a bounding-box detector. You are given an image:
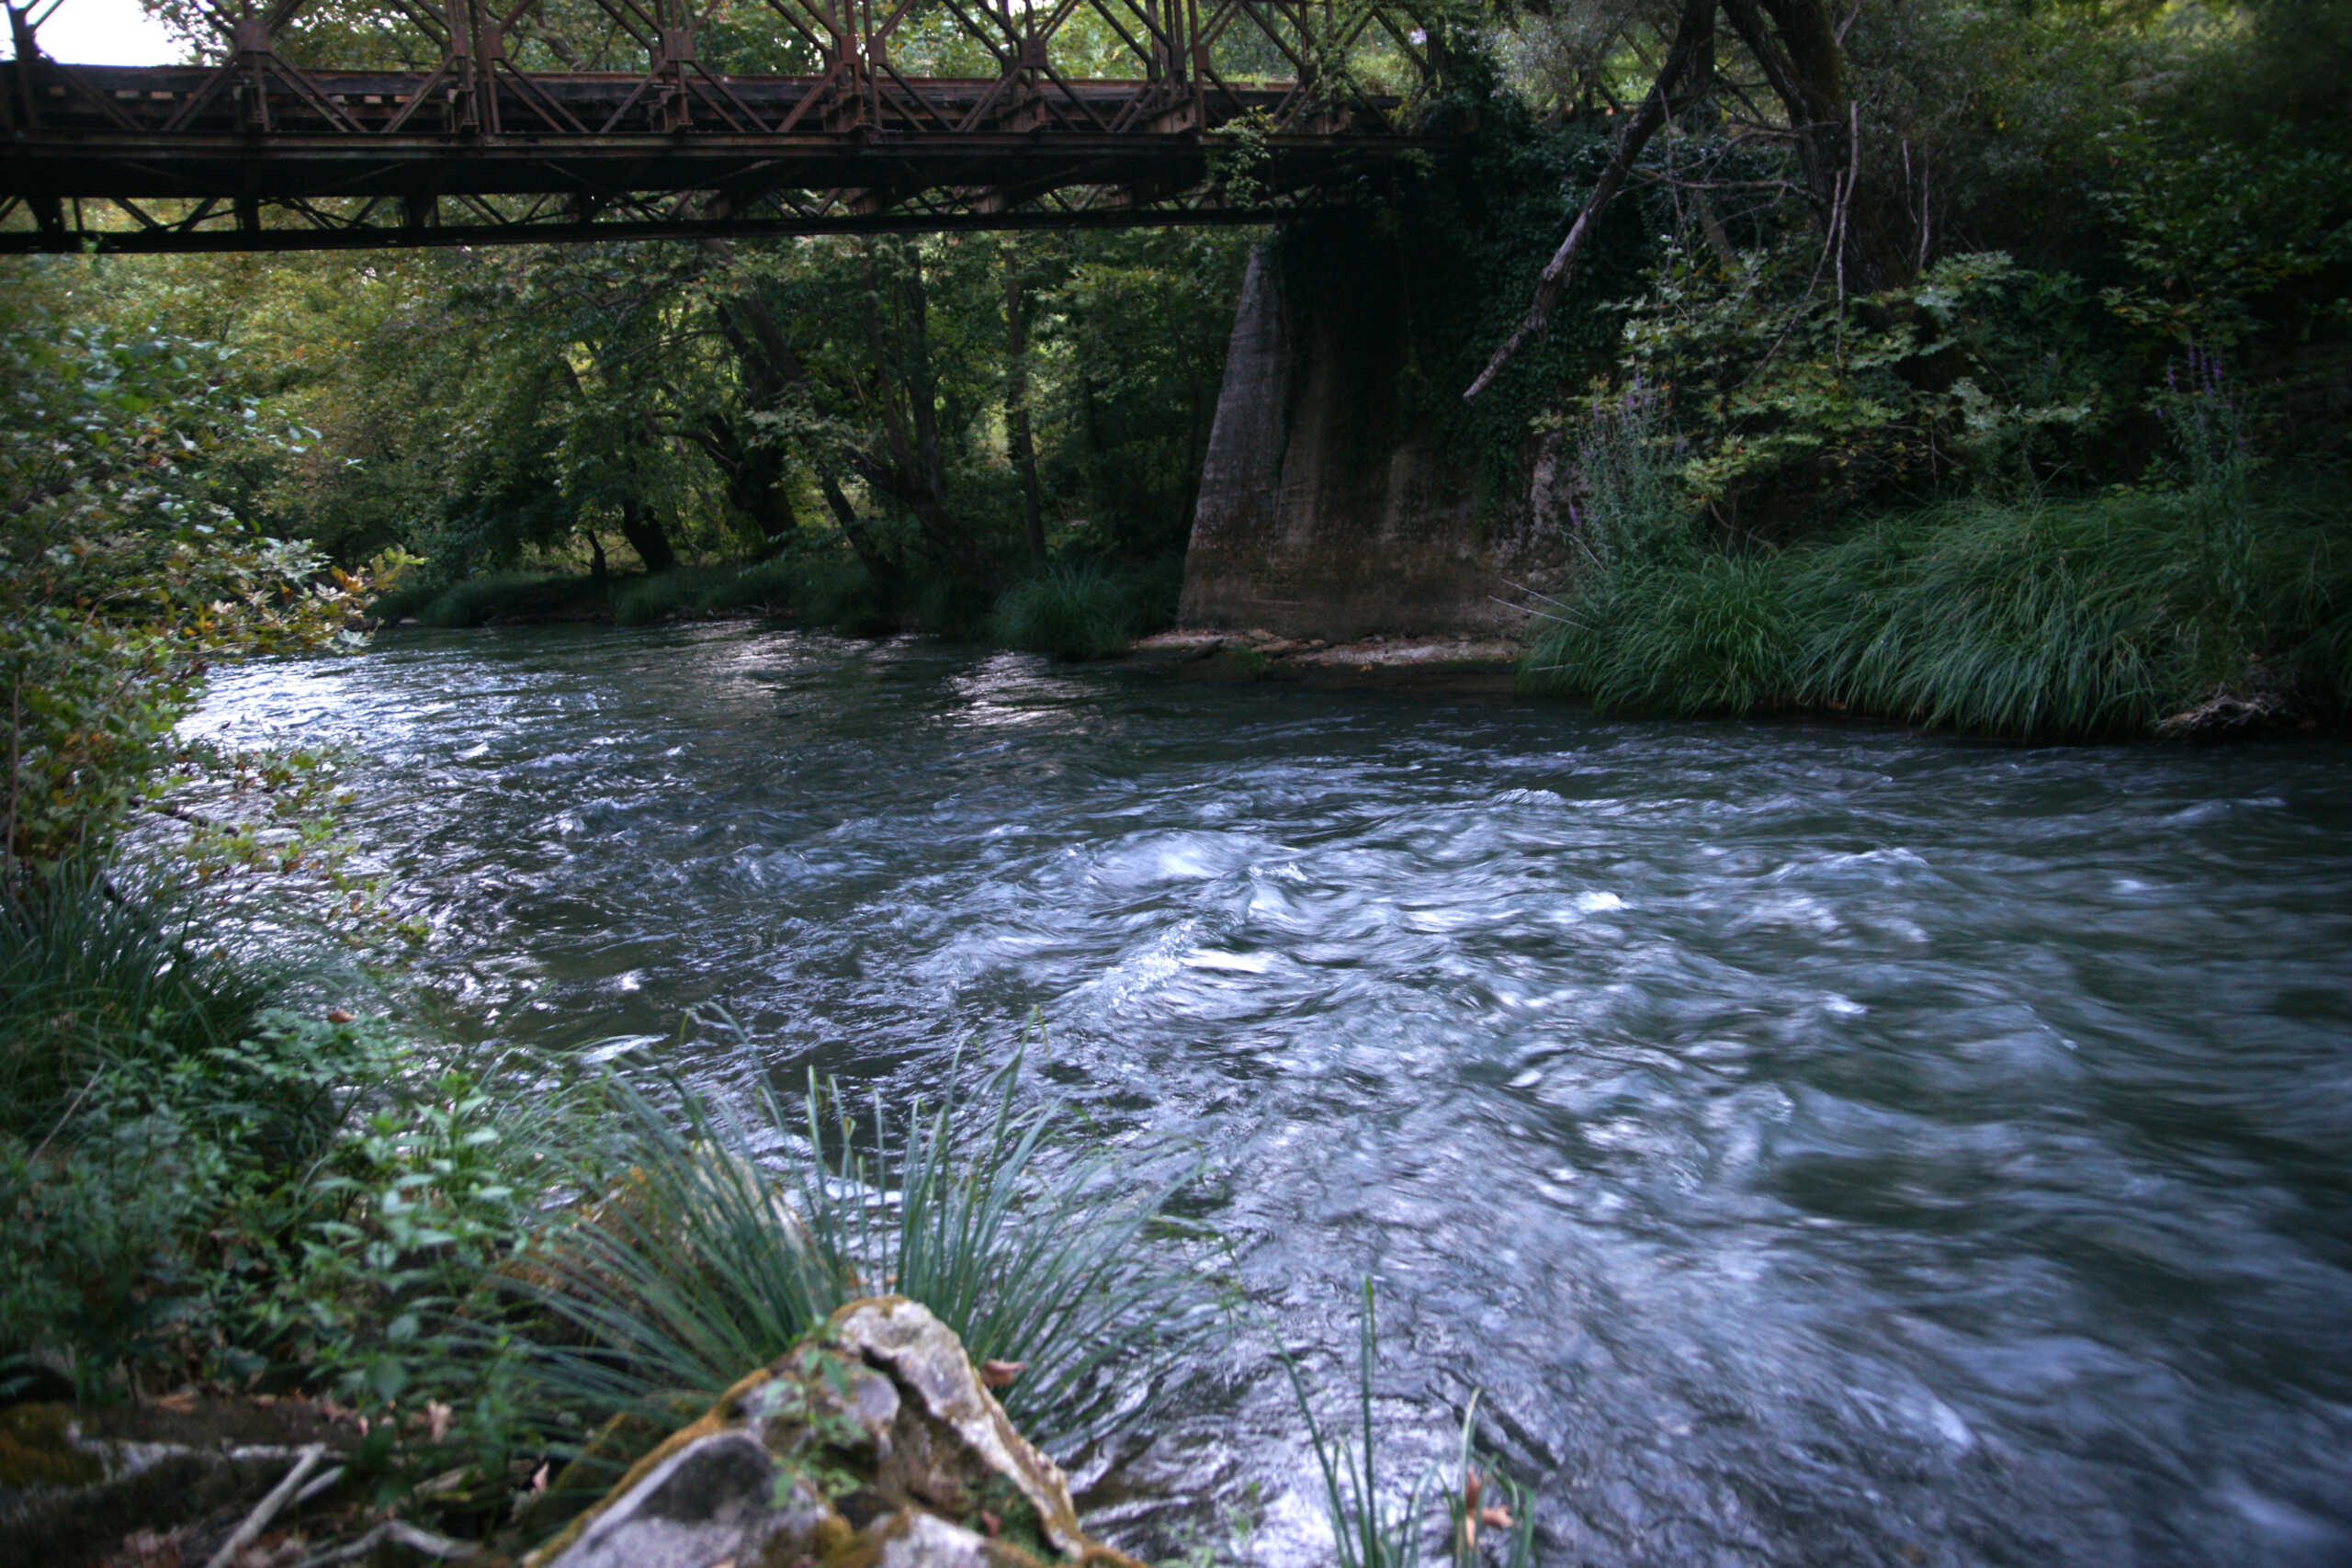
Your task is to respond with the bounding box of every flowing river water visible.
[193,624,2352,1568]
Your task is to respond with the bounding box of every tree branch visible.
[1464,0,1720,402]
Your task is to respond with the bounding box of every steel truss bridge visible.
[0,0,1456,253]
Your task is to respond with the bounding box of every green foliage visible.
[0,1125,213,1399]
[989,562,1174,660]
[1,264,368,869]
[1526,466,2352,737]
[1611,249,2122,529]
[508,1051,1215,1448]
[1035,230,1252,559]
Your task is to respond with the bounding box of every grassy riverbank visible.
[1521,472,2352,739]
[1,863,1217,1555]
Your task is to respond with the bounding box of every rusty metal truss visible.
[0,0,1456,252]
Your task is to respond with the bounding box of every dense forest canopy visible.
[11,0,2346,604]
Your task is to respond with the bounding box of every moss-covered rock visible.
[528,1297,1143,1568]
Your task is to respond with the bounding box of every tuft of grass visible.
[695,557,801,616]
[1276,1280,1535,1568]
[611,568,710,626]
[506,1052,1215,1450]
[790,556,899,636]
[0,867,275,1139]
[1525,553,1794,718]
[990,562,1174,660]
[1523,475,2352,738]
[365,576,449,623]
[418,572,574,628]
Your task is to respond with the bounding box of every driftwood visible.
[199,1444,328,1568]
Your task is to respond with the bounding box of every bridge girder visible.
[0,0,1457,253]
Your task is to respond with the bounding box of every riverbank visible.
[374,547,2349,739]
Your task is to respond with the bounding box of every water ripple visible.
[194,625,2352,1567]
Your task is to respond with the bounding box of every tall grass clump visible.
[1523,379,1798,715]
[1531,553,1796,716]
[0,867,275,1137]
[991,563,1145,660]
[694,556,801,616]
[611,567,715,626]
[366,574,450,623]
[508,1053,1215,1449]
[790,554,899,635]
[1786,495,2193,735]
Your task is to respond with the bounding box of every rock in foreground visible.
[529,1296,1140,1568]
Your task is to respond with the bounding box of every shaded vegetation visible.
[989,560,1182,660]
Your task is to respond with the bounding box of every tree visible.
[1466,0,1900,400]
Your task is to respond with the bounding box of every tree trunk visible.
[1466,0,1912,400]
[692,412,800,554]
[1720,0,1909,290]
[1004,252,1047,567]
[617,498,676,574]
[858,243,1001,593]
[817,468,900,590]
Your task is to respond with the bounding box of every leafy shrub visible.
[1,278,370,868]
[1611,250,2121,532]
[0,1125,213,1398]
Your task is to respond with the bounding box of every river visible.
[192,623,2352,1568]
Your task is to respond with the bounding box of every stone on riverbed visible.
[529,1296,1141,1568]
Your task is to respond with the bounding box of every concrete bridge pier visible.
[1178,220,1573,642]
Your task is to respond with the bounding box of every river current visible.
[192,624,2352,1568]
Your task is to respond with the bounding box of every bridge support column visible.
[1178,217,1571,641]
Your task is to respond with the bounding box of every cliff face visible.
[1178,244,1571,641]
